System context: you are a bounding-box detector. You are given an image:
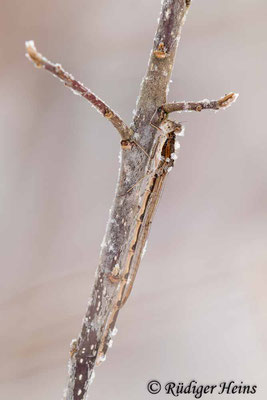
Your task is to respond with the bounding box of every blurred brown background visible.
[1,0,266,399]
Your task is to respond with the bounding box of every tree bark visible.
[65,2,190,398]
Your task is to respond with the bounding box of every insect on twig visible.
[25,0,238,395]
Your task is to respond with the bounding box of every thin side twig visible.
[25,41,131,140]
[162,92,239,114]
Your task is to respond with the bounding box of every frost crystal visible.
[70,88,81,96]
[118,149,122,163]
[109,243,115,252]
[25,40,35,50]
[88,370,95,386]
[177,126,185,137]
[67,359,74,375]
[141,240,148,259]
[165,8,171,19]
[100,238,106,249]
[166,84,170,95]
[110,327,118,337]
[175,141,181,150]
[201,98,210,106]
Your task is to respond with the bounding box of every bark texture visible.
[65,2,190,399]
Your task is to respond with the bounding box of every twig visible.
[150,93,239,128]
[162,92,239,114]
[25,41,131,140]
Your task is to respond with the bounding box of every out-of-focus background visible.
[1,0,266,398]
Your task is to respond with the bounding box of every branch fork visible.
[25,1,238,399]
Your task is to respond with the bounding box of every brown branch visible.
[133,0,190,128]
[25,1,238,400]
[61,2,192,399]
[25,41,131,140]
[162,92,239,113]
[150,92,239,129]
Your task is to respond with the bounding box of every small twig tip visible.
[25,40,43,67]
[25,40,36,58]
[25,40,35,50]
[218,92,239,109]
[233,92,239,101]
